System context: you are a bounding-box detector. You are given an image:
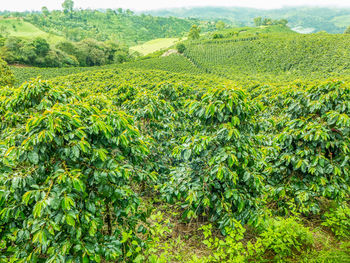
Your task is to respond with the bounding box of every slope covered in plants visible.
[182,33,350,79]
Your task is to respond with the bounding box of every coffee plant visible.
[266,81,350,214]
[0,79,151,261]
[1,52,350,261]
[0,58,15,87]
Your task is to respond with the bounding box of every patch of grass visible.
[130,38,181,56]
[0,18,65,43]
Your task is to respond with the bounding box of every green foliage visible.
[24,9,205,45]
[215,21,225,30]
[176,43,186,54]
[11,64,114,86]
[0,57,15,86]
[33,37,50,56]
[62,0,74,14]
[1,24,350,260]
[322,203,350,239]
[197,217,314,262]
[198,222,248,262]
[165,86,265,229]
[256,217,314,260]
[188,25,200,40]
[265,81,350,214]
[118,54,205,75]
[183,33,350,78]
[0,35,131,67]
[254,17,263,26]
[0,79,152,261]
[254,17,288,26]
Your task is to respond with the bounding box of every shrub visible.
[322,204,350,239]
[198,217,314,262]
[164,86,265,230]
[176,43,186,54]
[0,57,14,86]
[256,217,314,260]
[267,81,350,214]
[0,79,152,261]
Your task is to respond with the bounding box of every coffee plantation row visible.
[183,33,350,79]
[0,64,349,262]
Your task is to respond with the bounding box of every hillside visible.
[180,33,350,80]
[0,18,64,43]
[22,9,214,46]
[143,6,350,33]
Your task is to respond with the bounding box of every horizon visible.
[0,0,350,12]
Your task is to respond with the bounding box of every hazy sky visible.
[1,0,350,12]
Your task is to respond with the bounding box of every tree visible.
[254,17,262,27]
[345,26,350,34]
[188,25,200,40]
[176,43,186,53]
[216,21,225,30]
[263,18,273,26]
[62,0,74,14]
[41,6,49,16]
[279,19,288,26]
[33,37,50,56]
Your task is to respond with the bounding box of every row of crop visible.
[0,68,349,261]
[183,33,350,78]
[117,54,206,75]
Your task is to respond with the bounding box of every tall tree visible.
[254,17,262,27]
[62,0,74,14]
[188,25,200,40]
[41,6,49,16]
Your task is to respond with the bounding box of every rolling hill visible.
[143,6,350,33]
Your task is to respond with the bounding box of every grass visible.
[0,18,65,43]
[130,38,181,55]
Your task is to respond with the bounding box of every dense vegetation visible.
[0,7,214,46]
[0,8,350,262]
[0,36,131,67]
[0,57,14,86]
[1,64,349,261]
[181,33,350,79]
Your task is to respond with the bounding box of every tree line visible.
[0,36,131,67]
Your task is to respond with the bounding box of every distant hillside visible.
[10,9,215,46]
[142,6,350,33]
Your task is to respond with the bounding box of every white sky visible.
[1,0,350,12]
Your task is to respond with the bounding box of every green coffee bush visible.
[322,204,350,239]
[0,57,15,87]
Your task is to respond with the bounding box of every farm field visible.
[0,4,350,263]
[130,38,181,55]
